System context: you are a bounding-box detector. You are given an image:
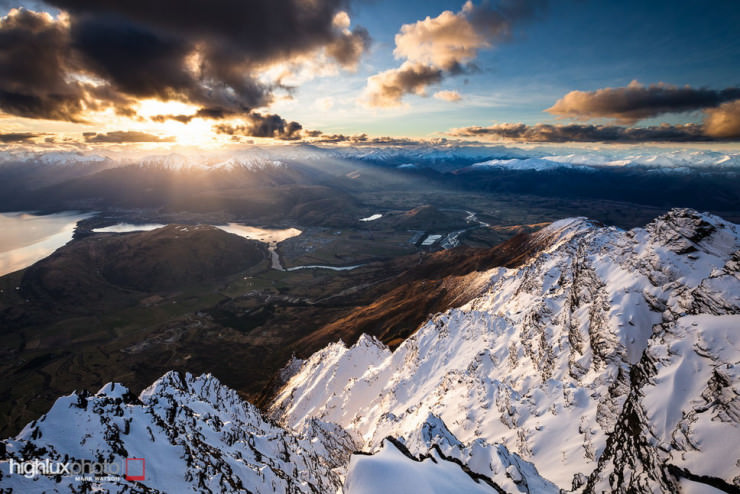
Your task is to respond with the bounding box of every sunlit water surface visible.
[0,211,95,277]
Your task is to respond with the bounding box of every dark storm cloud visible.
[326,26,371,68]
[213,112,303,140]
[448,122,717,142]
[83,130,176,143]
[0,9,89,121]
[310,132,437,146]
[547,81,740,123]
[53,0,370,111]
[0,131,44,142]
[71,16,198,100]
[150,107,236,124]
[50,0,364,66]
[0,0,370,123]
[150,114,195,124]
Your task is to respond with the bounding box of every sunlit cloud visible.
[0,0,372,139]
[447,122,713,143]
[315,97,335,112]
[213,112,303,141]
[83,131,176,143]
[362,0,546,108]
[362,62,443,108]
[547,81,740,123]
[703,100,740,139]
[434,90,462,102]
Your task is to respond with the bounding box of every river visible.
[2,215,364,276]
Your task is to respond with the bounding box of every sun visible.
[131,100,224,148]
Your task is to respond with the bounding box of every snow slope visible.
[2,208,738,493]
[0,372,354,493]
[272,208,740,492]
[344,437,501,494]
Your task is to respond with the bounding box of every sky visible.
[0,0,738,148]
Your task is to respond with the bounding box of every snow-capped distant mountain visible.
[272,208,740,493]
[461,148,740,173]
[541,149,740,170]
[137,152,192,170]
[2,145,738,175]
[133,153,287,172]
[0,150,111,166]
[210,156,285,171]
[469,157,580,171]
[325,145,526,172]
[0,151,116,188]
[0,372,354,493]
[134,152,287,171]
[324,145,740,173]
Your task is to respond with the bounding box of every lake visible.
[0,211,95,277]
[94,221,303,270]
[0,214,321,276]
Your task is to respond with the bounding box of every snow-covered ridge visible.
[0,371,354,493]
[2,208,739,493]
[0,150,286,172]
[467,149,740,172]
[3,145,737,173]
[272,208,740,492]
[328,145,740,172]
[469,157,580,171]
[541,148,740,170]
[344,436,505,494]
[0,150,111,166]
[136,153,286,171]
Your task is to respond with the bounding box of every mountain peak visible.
[646,207,736,253]
[3,210,739,493]
[272,210,740,492]
[3,371,353,493]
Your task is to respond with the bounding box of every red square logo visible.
[125,458,145,481]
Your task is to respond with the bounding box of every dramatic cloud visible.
[0,9,103,121]
[326,12,371,70]
[434,90,461,102]
[213,112,303,140]
[149,108,236,124]
[363,62,443,108]
[703,100,740,139]
[448,122,715,143]
[83,131,176,143]
[547,81,740,123]
[0,1,370,126]
[394,7,484,71]
[362,0,546,107]
[0,131,44,142]
[308,132,444,146]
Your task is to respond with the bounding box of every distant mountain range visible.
[1,145,738,223]
[3,208,738,493]
[4,144,738,172]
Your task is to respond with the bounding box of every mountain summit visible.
[2,209,739,493]
[272,208,740,492]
